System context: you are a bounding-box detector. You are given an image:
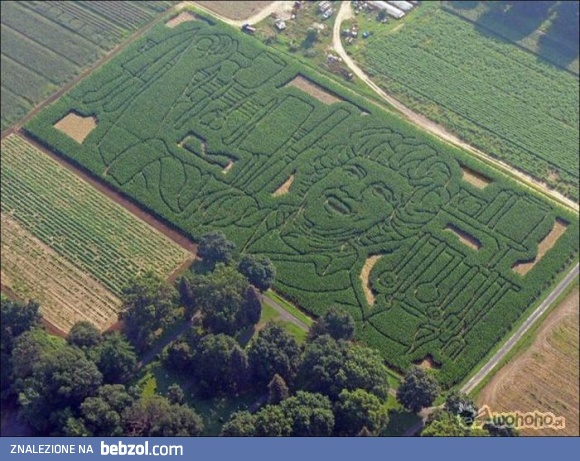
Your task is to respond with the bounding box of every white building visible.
[387,1,414,12]
[370,1,405,19]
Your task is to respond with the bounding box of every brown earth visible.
[286,75,342,105]
[273,174,295,196]
[461,165,491,189]
[360,255,382,306]
[477,288,579,436]
[54,112,97,143]
[446,224,481,251]
[223,161,234,174]
[166,11,196,28]
[1,213,121,332]
[193,1,274,20]
[513,219,568,275]
[415,355,441,370]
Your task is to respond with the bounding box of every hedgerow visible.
[25,19,579,386]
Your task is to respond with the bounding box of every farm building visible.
[387,1,414,12]
[370,1,405,19]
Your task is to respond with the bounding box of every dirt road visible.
[332,1,578,213]
[188,1,294,27]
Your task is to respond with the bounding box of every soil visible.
[272,174,295,196]
[477,289,579,436]
[360,255,382,306]
[513,219,568,275]
[446,224,481,251]
[415,355,441,370]
[166,11,196,28]
[54,112,97,143]
[1,213,121,332]
[286,75,342,105]
[193,1,275,21]
[461,165,491,189]
[222,161,234,174]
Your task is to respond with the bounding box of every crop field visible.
[1,135,190,325]
[0,1,175,130]
[25,19,579,385]
[356,4,579,201]
[478,289,579,436]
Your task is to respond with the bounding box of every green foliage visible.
[123,395,204,437]
[68,321,102,350]
[239,254,276,291]
[1,298,41,355]
[299,336,390,400]
[248,323,301,389]
[220,410,256,436]
[78,384,135,437]
[192,334,248,397]
[120,271,179,352]
[361,4,579,199]
[97,332,137,383]
[189,264,261,335]
[334,389,389,436]
[397,367,440,413]
[24,19,580,386]
[268,373,290,405]
[309,306,355,341]
[198,231,236,268]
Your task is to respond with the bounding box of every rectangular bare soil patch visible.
[166,11,196,28]
[461,165,491,189]
[286,75,342,105]
[54,112,97,143]
[513,219,568,275]
[446,224,481,251]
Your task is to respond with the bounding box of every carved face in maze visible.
[285,146,455,253]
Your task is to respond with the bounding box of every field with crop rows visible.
[356,4,579,201]
[0,1,175,130]
[1,134,190,303]
[25,19,579,385]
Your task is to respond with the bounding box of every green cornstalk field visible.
[25,18,579,385]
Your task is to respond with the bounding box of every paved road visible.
[332,2,578,214]
[261,292,310,331]
[461,263,579,395]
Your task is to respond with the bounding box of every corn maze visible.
[26,19,579,385]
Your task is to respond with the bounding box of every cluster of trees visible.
[1,298,203,436]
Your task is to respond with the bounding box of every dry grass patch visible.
[54,112,97,143]
[513,219,568,275]
[415,355,441,370]
[273,174,294,196]
[194,1,274,20]
[461,165,491,189]
[166,11,196,28]
[222,161,234,174]
[286,75,342,105]
[477,289,579,436]
[360,255,382,306]
[1,213,121,332]
[446,224,481,251]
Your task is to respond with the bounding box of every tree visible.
[192,334,244,397]
[123,396,203,437]
[248,323,301,389]
[166,384,185,405]
[484,421,519,437]
[445,390,478,427]
[397,367,440,413]
[79,384,135,436]
[230,344,250,394]
[298,336,390,400]
[17,340,103,432]
[97,332,137,383]
[422,409,472,437]
[120,272,178,352]
[309,307,355,341]
[192,265,261,335]
[238,255,276,291]
[281,391,334,436]
[377,8,388,22]
[253,404,293,436]
[67,321,102,350]
[334,389,389,436]
[165,340,194,373]
[1,298,41,354]
[221,411,256,436]
[197,231,236,268]
[268,374,289,404]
